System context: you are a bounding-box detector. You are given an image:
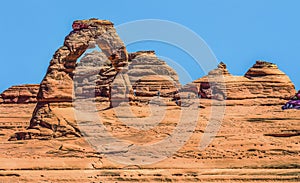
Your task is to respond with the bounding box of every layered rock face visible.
[243,61,295,99]
[194,61,295,101]
[0,84,39,104]
[74,50,115,101]
[0,85,38,136]
[75,50,180,103]
[128,51,180,98]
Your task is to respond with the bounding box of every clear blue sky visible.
[0,0,299,92]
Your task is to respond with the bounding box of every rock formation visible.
[243,61,295,99]
[128,51,180,99]
[194,61,295,101]
[37,19,127,103]
[74,50,115,101]
[23,19,181,139]
[27,19,129,138]
[0,84,39,104]
[75,50,180,103]
[7,19,296,140]
[1,18,299,183]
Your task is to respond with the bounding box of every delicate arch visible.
[29,19,128,132]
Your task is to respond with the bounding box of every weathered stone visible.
[0,84,39,104]
[28,19,129,138]
[27,46,181,137]
[38,19,127,102]
[245,61,282,78]
[128,51,179,84]
[131,75,178,97]
[208,61,231,76]
[11,19,296,140]
[194,61,295,101]
[75,50,181,104]
[127,51,180,101]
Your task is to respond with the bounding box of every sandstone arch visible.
[28,19,128,137]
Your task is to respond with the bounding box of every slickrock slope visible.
[0,104,299,182]
[0,84,39,104]
[194,61,295,104]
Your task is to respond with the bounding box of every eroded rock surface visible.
[24,19,181,139]
[128,51,180,99]
[7,19,296,141]
[194,61,295,102]
[0,84,39,104]
[27,19,128,138]
[75,50,181,105]
[1,18,299,183]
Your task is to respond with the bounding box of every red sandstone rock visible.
[25,19,182,138]
[12,19,296,139]
[128,51,180,99]
[131,75,178,97]
[193,61,295,101]
[0,18,299,183]
[0,84,39,104]
[28,19,129,137]
[39,19,127,103]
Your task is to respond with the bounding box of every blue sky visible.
[0,0,299,92]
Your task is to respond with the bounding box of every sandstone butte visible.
[0,19,299,183]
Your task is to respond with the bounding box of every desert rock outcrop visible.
[8,19,296,140]
[0,84,39,104]
[128,51,180,99]
[28,19,129,138]
[25,19,181,138]
[194,61,295,101]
